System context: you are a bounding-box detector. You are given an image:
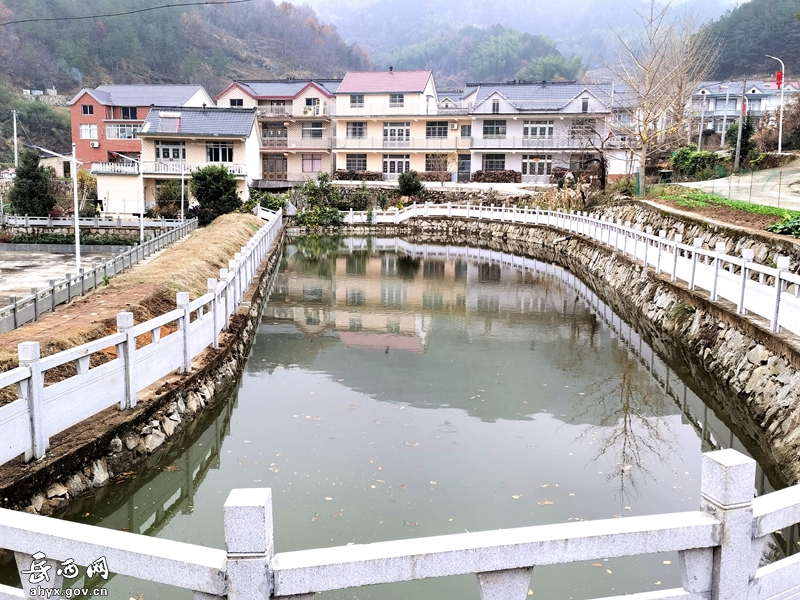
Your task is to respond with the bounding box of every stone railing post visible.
[224,489,273,600]
[18,341,47,461]
[699,449,757,599]
[671,234,683,282]
[710,242,726,301]
[771,256,790,332]
[177,292,192,373]
[689,238,704,291]
[738,249,755,315]
[476,568,533,600]
[117,312,136,409]
[208,278,220,349]
[656,230,666,274]
[220,268,231,326]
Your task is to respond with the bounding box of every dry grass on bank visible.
[0,213,267,401]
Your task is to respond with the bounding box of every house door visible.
[383,155,410,181]
[383,122,410,148]
[263,155,287,180]
[457,154,471,183]
[263,123,287,147]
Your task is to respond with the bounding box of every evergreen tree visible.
[190,165,241,225]
[8,150,56,216]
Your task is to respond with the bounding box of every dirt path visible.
[0,213,265,402]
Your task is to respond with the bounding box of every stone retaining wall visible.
[0,228,285,515]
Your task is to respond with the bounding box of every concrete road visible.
[0,252,110,301]
[677,158,800,211]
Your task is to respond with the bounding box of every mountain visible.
[0,0,371,94]
[704,0,800,79]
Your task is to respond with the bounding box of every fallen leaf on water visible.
[306,416,321,421]
[83,513,90,517]
[237,460,244,466]
[346,542,354,546]
[448,518,453,522]
[311,513,318,522]
[338,379,344,382]
[371,485,377,489]
[398,484,406,489]
[569,493,576,496]
[404,442,419,449]
[253,479,262,483]
[348,404,357,409]
[528,591,533,596]
[244,440,251,444]
[512,494,522,499]
[324,497,333,501]
[591,563,602,567]
[655,581,662,585]
[115,471,137,483]
[430,481,438,485]
[662,560,671,565]
[375,420,382,425]
[376,479,385,483]
[606,569,613,574]
[404,521,418,526]
[331,512,343,518]
[537,500,554,505]
[269,468,279,473]
[621,464,632,471]
[378,466,383,470]
[164,465,179,472]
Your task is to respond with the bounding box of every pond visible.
[1,236,792,600]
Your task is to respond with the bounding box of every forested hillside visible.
[0,0,371,93]
[706,0,800,79]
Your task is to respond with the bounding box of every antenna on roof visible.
[203,103,206,111]
[542,80,546,87]
[389,66,393,72]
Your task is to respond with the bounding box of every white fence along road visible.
[0,210,282,466]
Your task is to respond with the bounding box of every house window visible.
[425,121,449,138]
[350,94,364,108]
[302,121,324,138]
[461,124,472,138]
[81,105,93,115]
[345,289,366,306]
[613,110,632,126]
[346,122,366,138]
[155,141,186,160]
[305,97,320,115]
[230,98,244,108]
[522,154,552,175]
[346,154,367,171]
[206,141,234,163]
[120,107,138,120]
[491,99,500,114]
[106,124,140,139]
[523,120,553,138]
[381,282,406,306]
[581,97,589,113]
[570,118,596,138]
[79,124,98,139]
[302,153,322,172]
[425,153,449,171]
[389,94,404,107]
[483,120,506,138]
[483,154,505,171]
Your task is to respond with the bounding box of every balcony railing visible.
[329,103,429,117]
[332,137,471,150]
[470,136,593,149]
[257,104,330,118]
[261,137,332,150]
[140,162,248,176]
[90,162,139,175]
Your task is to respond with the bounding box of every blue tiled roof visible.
[139,107,256,137]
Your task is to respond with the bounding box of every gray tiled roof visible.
[694,80,772,97]
[236,79,341,98]
[69,85,210,106]
[470,82,634,111]
[139,107,256,137]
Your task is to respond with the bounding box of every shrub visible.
[398,170,423,196]
[190,165,241,225]
[347,182,371,211]
[670,144,721,180]
[333,170,382,181]
[471,170,522,183]
[295,205,344,228]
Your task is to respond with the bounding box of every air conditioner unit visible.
[449,123,458,130]
[89,141,100,148]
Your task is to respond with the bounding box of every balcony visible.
[90,162,139,175]
[329,103,429,117]
[332,137,470,150]
[256,104,330,119]
[140,162,248,176]
[261,137,332,150]
[470,137,591,150]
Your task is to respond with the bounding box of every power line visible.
[0,0,253,27]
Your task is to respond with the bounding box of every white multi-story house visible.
[93,106,260,215]
[215,79,340,189]
[462,81,637,183]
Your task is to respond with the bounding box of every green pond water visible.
[2,236,794,600]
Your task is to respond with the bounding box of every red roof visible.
[337,70,432,94]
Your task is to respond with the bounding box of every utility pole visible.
[12,110,19,167]
[72,143,81,270]
[734,79,746,171]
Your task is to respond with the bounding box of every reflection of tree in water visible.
[571,358,682,504]
[396,256,420,281]
[290,235,345,278]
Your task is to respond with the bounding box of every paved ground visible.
[0,251,111,300]
[677,158,800,211]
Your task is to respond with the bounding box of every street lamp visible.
[766,55,785,154]
[719,85,730,147]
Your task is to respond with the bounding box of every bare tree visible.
[604,1,719,196]
[425,151,459,186]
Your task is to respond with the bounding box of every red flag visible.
[776,71,783,89]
